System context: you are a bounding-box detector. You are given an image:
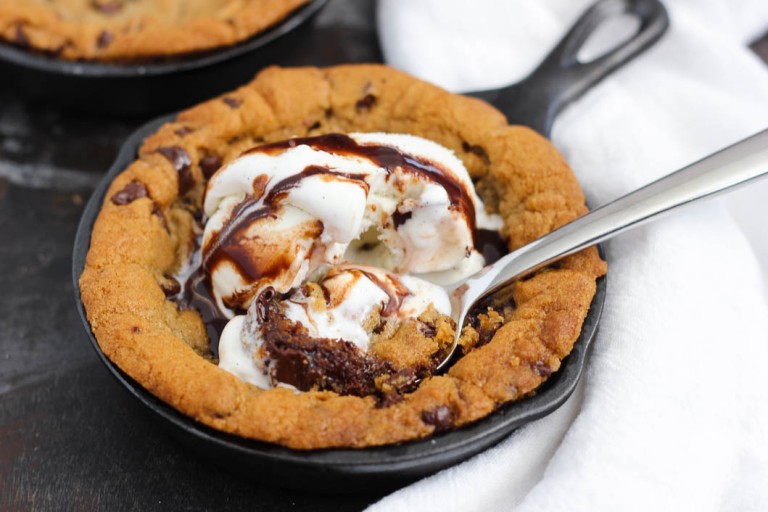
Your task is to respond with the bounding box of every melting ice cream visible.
[202,132,502,391]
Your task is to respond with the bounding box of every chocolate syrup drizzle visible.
[248,134,478,239]
[173,134,510,364]
[175,263,231,358]
[320,266,412,318]
[202,164,368,286]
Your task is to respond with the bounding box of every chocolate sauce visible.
[315,266,412,318]
[355,94,377,112]
[199,154,223,179]
[354,268,410,317]
[156,146,193,195]
[475,228,509,265]
[258,299,421,399]
[174,261,231,358]
[203,165,367,285]
[248,134,478,241]
[392,209,412,228]
[177,134,511,367]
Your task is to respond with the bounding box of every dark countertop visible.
[0,1,385,510]
[2,0,768,509]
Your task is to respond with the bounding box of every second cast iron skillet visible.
[73,0,668,493]
[0,0,328,116]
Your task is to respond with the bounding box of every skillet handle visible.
[468,0,669,137]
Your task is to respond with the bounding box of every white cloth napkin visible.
[370,1,768,510]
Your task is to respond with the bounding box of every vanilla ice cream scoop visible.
[202,133,501,317]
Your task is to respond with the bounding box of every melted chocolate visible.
[258,298,421,400]
[199,154,223,179]
[156,146,193,195]
[174,263,231,358]
[421,405,455,432]
[355,94,377,112]
[248,134,478,241]
[111,181,148,205]
[356,268,409,317]
[203,165,367,285]
[222,97,243,109]
[316,266,412,318]
[176,135,512,371]
[392,209,412,228]
[159,276,181,297]
[476,228,508,265]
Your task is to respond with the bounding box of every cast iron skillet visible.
[72,0,667,493]
[0,0,328,117]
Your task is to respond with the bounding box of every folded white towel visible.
[370,1,768,510]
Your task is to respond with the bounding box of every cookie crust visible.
[0,0,308,62]
[79,64,607,449]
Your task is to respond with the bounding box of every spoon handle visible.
[472,128,768,302]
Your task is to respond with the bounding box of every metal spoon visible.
[438,128,768,370]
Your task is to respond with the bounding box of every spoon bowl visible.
[438,128,768,371]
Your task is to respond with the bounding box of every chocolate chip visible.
[532,360,553,377]
[421,322,437,338]
[324,108,334,118]
[377,369,419,407]
[159,277,181,297]
[174,126,195,137]
[392,209,412,228]
[355,94,377,112]
[156,146,193,195]
[476,323,497,347]
[13,24,30,48]
[421,406,455,432]
[222,96,242,109]
[199,154,223,179]
[372,318,387,335]
[131,326,141,334]
[462,141,491,166]
[111,181,148,205]
[96,30,113,49]
[91,0,123,15]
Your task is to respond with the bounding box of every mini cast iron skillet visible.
[0,0,328,117]
[73,0,667,492]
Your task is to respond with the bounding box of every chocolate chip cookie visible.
[0,0,309,61]
[79,64,607,449]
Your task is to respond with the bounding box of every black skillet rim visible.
[72,115,607,477]
[0,0,328,78]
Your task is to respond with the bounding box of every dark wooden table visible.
[2,0,767,509]
[0,1,385,510]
